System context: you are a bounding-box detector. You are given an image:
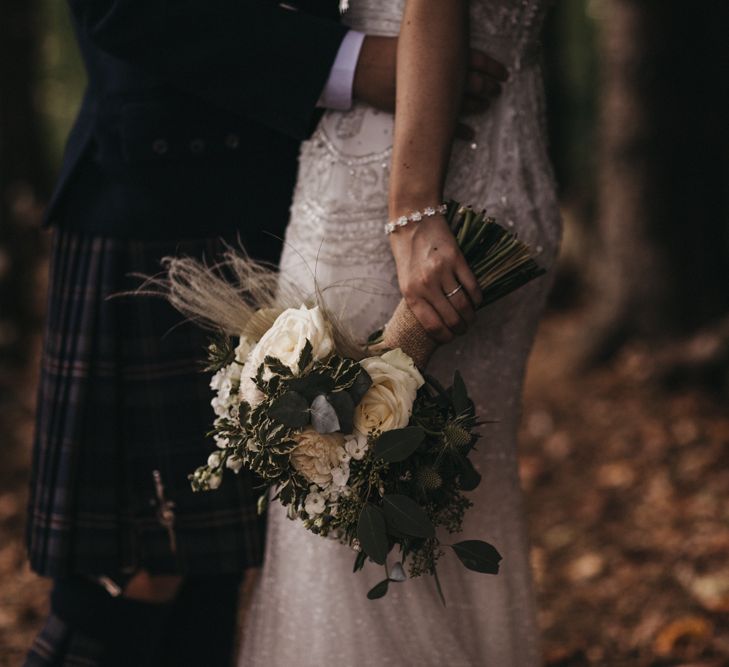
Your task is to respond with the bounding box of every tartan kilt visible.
[27,227,267,577]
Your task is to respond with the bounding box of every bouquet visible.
[154,201,545,600]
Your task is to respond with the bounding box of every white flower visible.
[226,455,244,473]
[290,427,346,487]
[330,463,350,489]
[214,433,229,449]
[210,361,244,418]
[234,336,253,364]
[304,491,326,516]
[207,452,222,468]
[344,433,369,460]
[207,472,222,490]
[354,348,425,436]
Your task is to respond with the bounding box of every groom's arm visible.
[69,0,349,139]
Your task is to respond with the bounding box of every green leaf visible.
[310,394,340,433]
[348,368,373,406]
[264,355,293,377]
[268,391,310,428]
[287,373,335,402]
[456,456,482,491]
[367,579,389,600]
[373,427,425,463]
[433,566,447,606]
[357,504,389,565]
[382,494,435,539]
[327,391,354,434]
[352,550,367,573]
[238,401,250,424]
[298,339,313,372]
[452,370,469,415]
[450,540,502,574]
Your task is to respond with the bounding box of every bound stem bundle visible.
[372,201,546,367]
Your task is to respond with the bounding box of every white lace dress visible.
[241,1,560,665]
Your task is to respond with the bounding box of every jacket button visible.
[152,139,168,155]
[189,138,205,154]
[224,133,240,150]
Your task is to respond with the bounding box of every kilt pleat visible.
[28,228,265,577]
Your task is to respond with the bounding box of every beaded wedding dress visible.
[241,1,560,665]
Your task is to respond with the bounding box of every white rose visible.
[207,452,222,468]
[238,305,334,407]
[290,427,346,487]
[379,348,424,388]
[234,336,253,364]
[354,349,425,436]
[248,305,333,375]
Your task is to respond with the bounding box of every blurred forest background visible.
[1,1,728,665]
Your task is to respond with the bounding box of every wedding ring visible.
[444,284,464,299]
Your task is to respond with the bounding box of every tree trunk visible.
[585,0,729,364]
[0,0,48,369]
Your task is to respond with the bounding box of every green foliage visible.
[269,391,310,428]
[367,579,389,600]
[374,427,425,462]
[383,494,435,539]
[357,504,389,565]
[450,541,502,574]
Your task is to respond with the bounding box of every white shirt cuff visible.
[317,30,366,110]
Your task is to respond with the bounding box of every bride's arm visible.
[388,0,495,343]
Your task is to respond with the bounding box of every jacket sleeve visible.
[68,0,348,139]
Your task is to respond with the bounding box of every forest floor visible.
[1,305,728,666]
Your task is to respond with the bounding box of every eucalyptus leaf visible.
[348,368,373,406]
[452,370,469,415]
[287,373,335,401]
[456,456,482,491]
[388,562,407,582]
[268,391,310,428]
[310,394,340,434]
[367,579,389,600]
[374,427,425,463]
[382,494,435,538]
[357,504,389,565]
[433,567,447,607]
[297,339,313,372]
[450,540,502,574]
[327,391,354,434]
[352,550,367,573]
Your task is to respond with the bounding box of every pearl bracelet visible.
[384,203,448,235]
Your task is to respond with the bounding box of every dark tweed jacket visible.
[49,0,347,241]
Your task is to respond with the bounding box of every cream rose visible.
[354,348,425,436]
[290,427,346,487]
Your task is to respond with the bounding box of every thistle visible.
[443,423,472,450]
[416,465,443,491]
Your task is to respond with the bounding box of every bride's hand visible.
[389,215,482,343]
[353,36,508,117]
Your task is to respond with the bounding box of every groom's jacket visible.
[48,0,347,245]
